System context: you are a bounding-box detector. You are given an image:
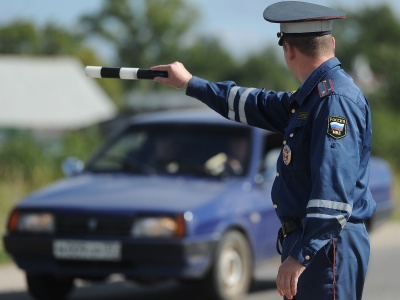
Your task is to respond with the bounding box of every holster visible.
[276,219,301,255]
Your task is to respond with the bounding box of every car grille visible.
[56,214,133,236]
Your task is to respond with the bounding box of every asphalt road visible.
[0,222,399,300]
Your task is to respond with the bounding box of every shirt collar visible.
[290,57,341,106]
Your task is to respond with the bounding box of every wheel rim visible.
[220,247,243,288]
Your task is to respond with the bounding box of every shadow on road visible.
[0,278,277,300]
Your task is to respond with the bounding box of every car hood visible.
[18,173,241,212]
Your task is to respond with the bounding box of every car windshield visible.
[87,123,251,178]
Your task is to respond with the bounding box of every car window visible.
[87,124,252,178]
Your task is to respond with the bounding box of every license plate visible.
[53,240,121,261]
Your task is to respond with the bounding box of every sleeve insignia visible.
[318,79,334,98]
[327,116,347,139]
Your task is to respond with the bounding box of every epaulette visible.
[318,79,335,98]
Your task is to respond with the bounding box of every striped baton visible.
[85,66,168,80]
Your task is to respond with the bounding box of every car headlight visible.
[7,210,55,233]
[131,215,185,238]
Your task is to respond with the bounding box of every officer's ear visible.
[283,41,296,60]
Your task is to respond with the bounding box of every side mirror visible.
[62,157,84,177]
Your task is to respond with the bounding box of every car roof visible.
[128,108,248,127]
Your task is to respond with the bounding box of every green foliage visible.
[235,48,298,91]
[0,127,103,188]
[371,107,400,166]
[80,0,199,92]
[0,132,49,183]
[180,37,238,82]
[0,22,39,54]
[61,126,104,162]
[0,22,83,55]
[335,4,400,111]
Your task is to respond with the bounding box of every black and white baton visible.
[84,66,168,80]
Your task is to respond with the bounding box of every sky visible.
[1,0,400,60]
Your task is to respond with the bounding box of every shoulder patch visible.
[318,79,335,98]
[327,116,347,139]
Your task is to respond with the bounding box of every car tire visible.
[202,230,253,300]
[26,273,74,300]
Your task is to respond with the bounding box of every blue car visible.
[3,109,394,300]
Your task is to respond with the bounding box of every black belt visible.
[276,219,301,255]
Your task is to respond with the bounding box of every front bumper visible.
[3,234,217,280]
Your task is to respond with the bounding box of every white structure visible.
[0,56,116,132]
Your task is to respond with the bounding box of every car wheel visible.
[26,273,74,300]
[203,230,253,300]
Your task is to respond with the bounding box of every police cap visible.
[263,1,346,46]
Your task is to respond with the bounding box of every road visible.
[0,222,399,300]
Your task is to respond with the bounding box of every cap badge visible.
[327,116,347,139]
[282,145,292,165]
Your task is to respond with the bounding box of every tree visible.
[0,22,84,56]
[179,37,237,82]
[80,0,200,91]
[334,4,400,110]
[235,47,298,91]
[0,22,39,54]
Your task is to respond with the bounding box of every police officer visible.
[151,2,376,299]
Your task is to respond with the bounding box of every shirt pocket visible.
[282,123,307,172]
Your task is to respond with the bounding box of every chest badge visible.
[282,145,292,165]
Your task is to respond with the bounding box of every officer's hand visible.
[276,256,306,299]
[151,62,192,90]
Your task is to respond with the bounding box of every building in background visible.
[0,56,116,139]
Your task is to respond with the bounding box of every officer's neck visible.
[297,54,335,83]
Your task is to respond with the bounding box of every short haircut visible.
[282,34,335,57]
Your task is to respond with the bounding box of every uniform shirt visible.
[186,57,376,267]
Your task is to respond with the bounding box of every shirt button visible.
[283,140,286,145]
[289,133,294,138]
[291,109,296,113]
[276,172,280,177]
[273,204,278,209]
[305,255,310,261]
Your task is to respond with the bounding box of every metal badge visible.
[282,145,292,165]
